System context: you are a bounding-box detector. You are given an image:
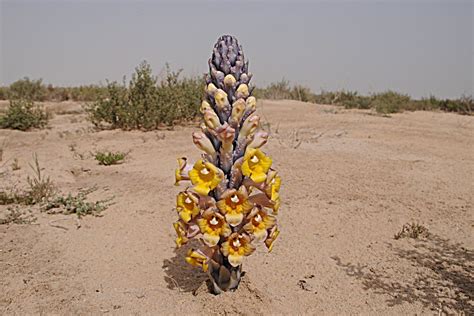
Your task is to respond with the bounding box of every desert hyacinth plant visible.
[173,35,280,294]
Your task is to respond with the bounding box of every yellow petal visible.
[259,155,273,173]
[253,228,268,242]
[241,159,251,178]
[221,241,230,256]
[243,242,256,256]
[228,253,244,267]
[221,222,232,237]
[250,171,267,183]
[197,218,208,233]
[178,208,192,223]
[273,196,281,214]
[225,213,244,227]
[265,228,280,252]
[189,168,201,185]
[194,184,210,196]
[203,233,220,247]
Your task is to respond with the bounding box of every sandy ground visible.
[0,100,473,315]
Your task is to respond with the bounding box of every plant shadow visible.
[332,234,473,314]
[162,242,209,293]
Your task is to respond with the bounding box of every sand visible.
[0,100,473,315]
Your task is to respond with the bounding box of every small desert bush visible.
[86,61,202,130]
[0,99,49,131]
[8,77,47,101]
[370,91,412,114]
[0,206,36,225]
[95,151,126,165]
[438,95,473,115]
[255,81,471,116]
[86,80,129,128]
[254,79,315,102]
[43,187,113,218]
[394,222,429,240]
[0,154,55,205]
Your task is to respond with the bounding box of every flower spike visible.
[172,35,281,294]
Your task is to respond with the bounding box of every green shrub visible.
[86,80,128,129]
[411,95,442,111]
[86,61,202,130]
[0,87,8,100]
[156,65,202,125]
[0,153,55,205]
[43,187,113,218]
[95,151,126,165]
[370,91,412,114]
[0,99,49,130]
[8,77,47,101]
[438,95,472,115]
[254,79,292,100]
[68,85,107,102]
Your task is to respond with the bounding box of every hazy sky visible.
[1,0,473,98]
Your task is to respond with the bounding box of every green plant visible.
[0,206,36,225]
[85,79,129,129]
[0,99,49,131]
[25,153,55,204]
[43,187,113,218]
[95,151,127,165]
[438,95,473,115]
[370,91,412,114]
[0,154,54,205]
[86,62,202,130]
[8,77,47,101]
[173,35,281,294]
[0,86,8,100]
[0,189,21,205]
[394,222,429,240]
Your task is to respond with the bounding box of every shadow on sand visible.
[332,234,473,314]
[162,243,209,293]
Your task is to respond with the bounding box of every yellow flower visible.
[266,171,281,200]
[244,208,276,242]
[272,194,281,214]
[217,186,253,227]
[241,148,272,183]
[221,233,255,267]
[197,210,231,247]
[265,171,281,214]
[185,249,209,272]
[264,226,280,252]
[173,221,188,248]
[176,191,200,223]
[174,157,190,185]
[189,160,223,195]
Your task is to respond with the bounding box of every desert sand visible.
[0,100,473,315]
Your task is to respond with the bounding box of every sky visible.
[1,0,472,99]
